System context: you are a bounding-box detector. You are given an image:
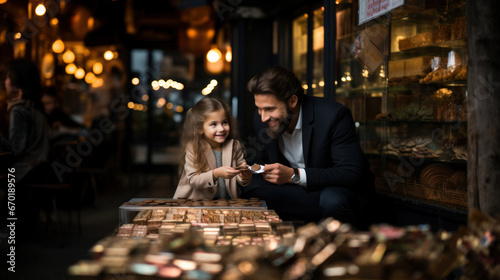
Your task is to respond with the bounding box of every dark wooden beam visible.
[466,0,500,218]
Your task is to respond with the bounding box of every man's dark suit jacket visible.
[251,95,374,195]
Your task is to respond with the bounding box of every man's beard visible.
[266,106,293,139]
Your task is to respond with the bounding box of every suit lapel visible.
[301,96,314,166]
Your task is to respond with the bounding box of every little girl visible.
[173,97,251,199]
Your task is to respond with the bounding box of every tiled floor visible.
[0,171,177,280]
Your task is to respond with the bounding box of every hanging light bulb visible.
[35,3,46,16]
[206,45,222,63]
[52,39,65,53]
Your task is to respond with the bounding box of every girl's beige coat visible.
[173,139,250,199]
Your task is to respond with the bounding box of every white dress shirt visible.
[279,105,307,187]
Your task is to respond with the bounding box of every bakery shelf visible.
[387,79,466,89]
[376,182,468,210]
[390,38,468,60]
[418,79,467,86]
[361,120,467,127]
[381,153,467,165]
[384,120,467,125]
[336,85,386,95]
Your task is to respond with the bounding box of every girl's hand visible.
[214,166,240,180]
[238,163,252,181]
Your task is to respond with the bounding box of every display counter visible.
[119,198,268,225]
[69,199,499,280]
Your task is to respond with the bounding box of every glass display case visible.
[118,198,268,225]
[293,13,308,89]
[292,6,325,97]
[335,0,468,211]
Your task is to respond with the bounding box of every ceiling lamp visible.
[35,3,46,16]
[0,0,8,4]
[52,39,65,53]
[62,50,75,63]
[206,45,222,63]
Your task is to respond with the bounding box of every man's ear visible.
[289,95,298,108]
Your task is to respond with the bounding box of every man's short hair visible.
[247,66,304,103]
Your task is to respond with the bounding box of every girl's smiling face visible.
[201,109,230,150]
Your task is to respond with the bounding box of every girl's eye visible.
[222,120,229,125]
[210,123,216,127]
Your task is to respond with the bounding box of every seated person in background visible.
[41,87,86,143]
[0,59,50,230]
[174,97,252,199]
[242,66,374,225]
[0,59,50,182]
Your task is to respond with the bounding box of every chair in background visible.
[25,140,82,247]
[77,135,116,205]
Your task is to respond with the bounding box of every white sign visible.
[359,0,405,25]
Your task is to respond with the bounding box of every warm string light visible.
[62,50,75,63]
[92,62,103,75]
[201,79,218,95]
[74,68,85,79]
[52,39,65,53]
[65,63,77,74]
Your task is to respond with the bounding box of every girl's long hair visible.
[178,97,239,176]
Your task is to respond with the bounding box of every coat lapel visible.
[204,143,216,170]
[204,139,234,169]
[222,139,234,167]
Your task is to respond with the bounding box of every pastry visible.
[251,164,261,171]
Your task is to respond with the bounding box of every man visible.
[242,66,374,225]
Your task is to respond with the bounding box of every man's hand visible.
[262,163,294,185]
